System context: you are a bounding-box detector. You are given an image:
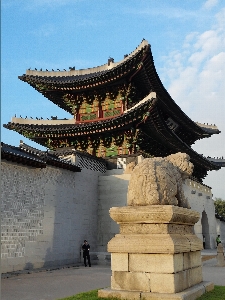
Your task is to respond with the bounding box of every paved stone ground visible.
[2,250,225,300]
[1,265,111,300]
[202,258,225,286]
[201,248,225,286]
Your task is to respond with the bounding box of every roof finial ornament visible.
[108,57,114,66]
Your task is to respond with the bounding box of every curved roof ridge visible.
[25,39,149,78]
[207,157,225,167]
[124,91,156,114]
[11,117,75,125]
[195,121,220,134]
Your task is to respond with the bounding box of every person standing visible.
[216,235,221,246]
[82,240,91,267]
[203,235,206,249]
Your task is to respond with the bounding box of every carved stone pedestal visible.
[217,243,225,267]
[98,205,214,300]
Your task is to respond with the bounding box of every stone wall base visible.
[98,281,214,300]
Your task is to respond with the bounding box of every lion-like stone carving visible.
[127,152,193,208]
[123,162,136,174]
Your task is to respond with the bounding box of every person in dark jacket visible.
[82,240,91,267]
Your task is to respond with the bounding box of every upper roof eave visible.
[21,39,149,80]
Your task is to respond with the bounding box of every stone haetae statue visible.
[123,162,136,174]
[127,152,193,208]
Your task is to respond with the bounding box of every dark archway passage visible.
[201,211,210,249]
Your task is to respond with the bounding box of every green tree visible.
[214,198,225,218]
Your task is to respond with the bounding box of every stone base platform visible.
[101,205,212,299]
[98,281,214,300]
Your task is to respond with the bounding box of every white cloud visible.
[160,6,225,198]
[215,7,225,28]
[127,6,198,20]
[203,0,219,10]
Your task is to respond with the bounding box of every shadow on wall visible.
[24,262,34,271]
[43,248,56,269]
[41,168,100,269]
[44,170,79,268]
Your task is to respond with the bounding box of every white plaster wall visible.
[183,179,217,249]
[1,160,101,273]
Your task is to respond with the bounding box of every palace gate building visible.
[2,40,225,272]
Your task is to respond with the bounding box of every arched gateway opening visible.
[201,211,210,249]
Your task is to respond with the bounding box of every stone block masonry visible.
[99,205,214,300]
[1,160,101,273]
[1,162,45,264]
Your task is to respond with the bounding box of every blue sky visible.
[1,0,225,199]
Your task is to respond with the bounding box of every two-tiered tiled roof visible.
[3,40,223,181]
